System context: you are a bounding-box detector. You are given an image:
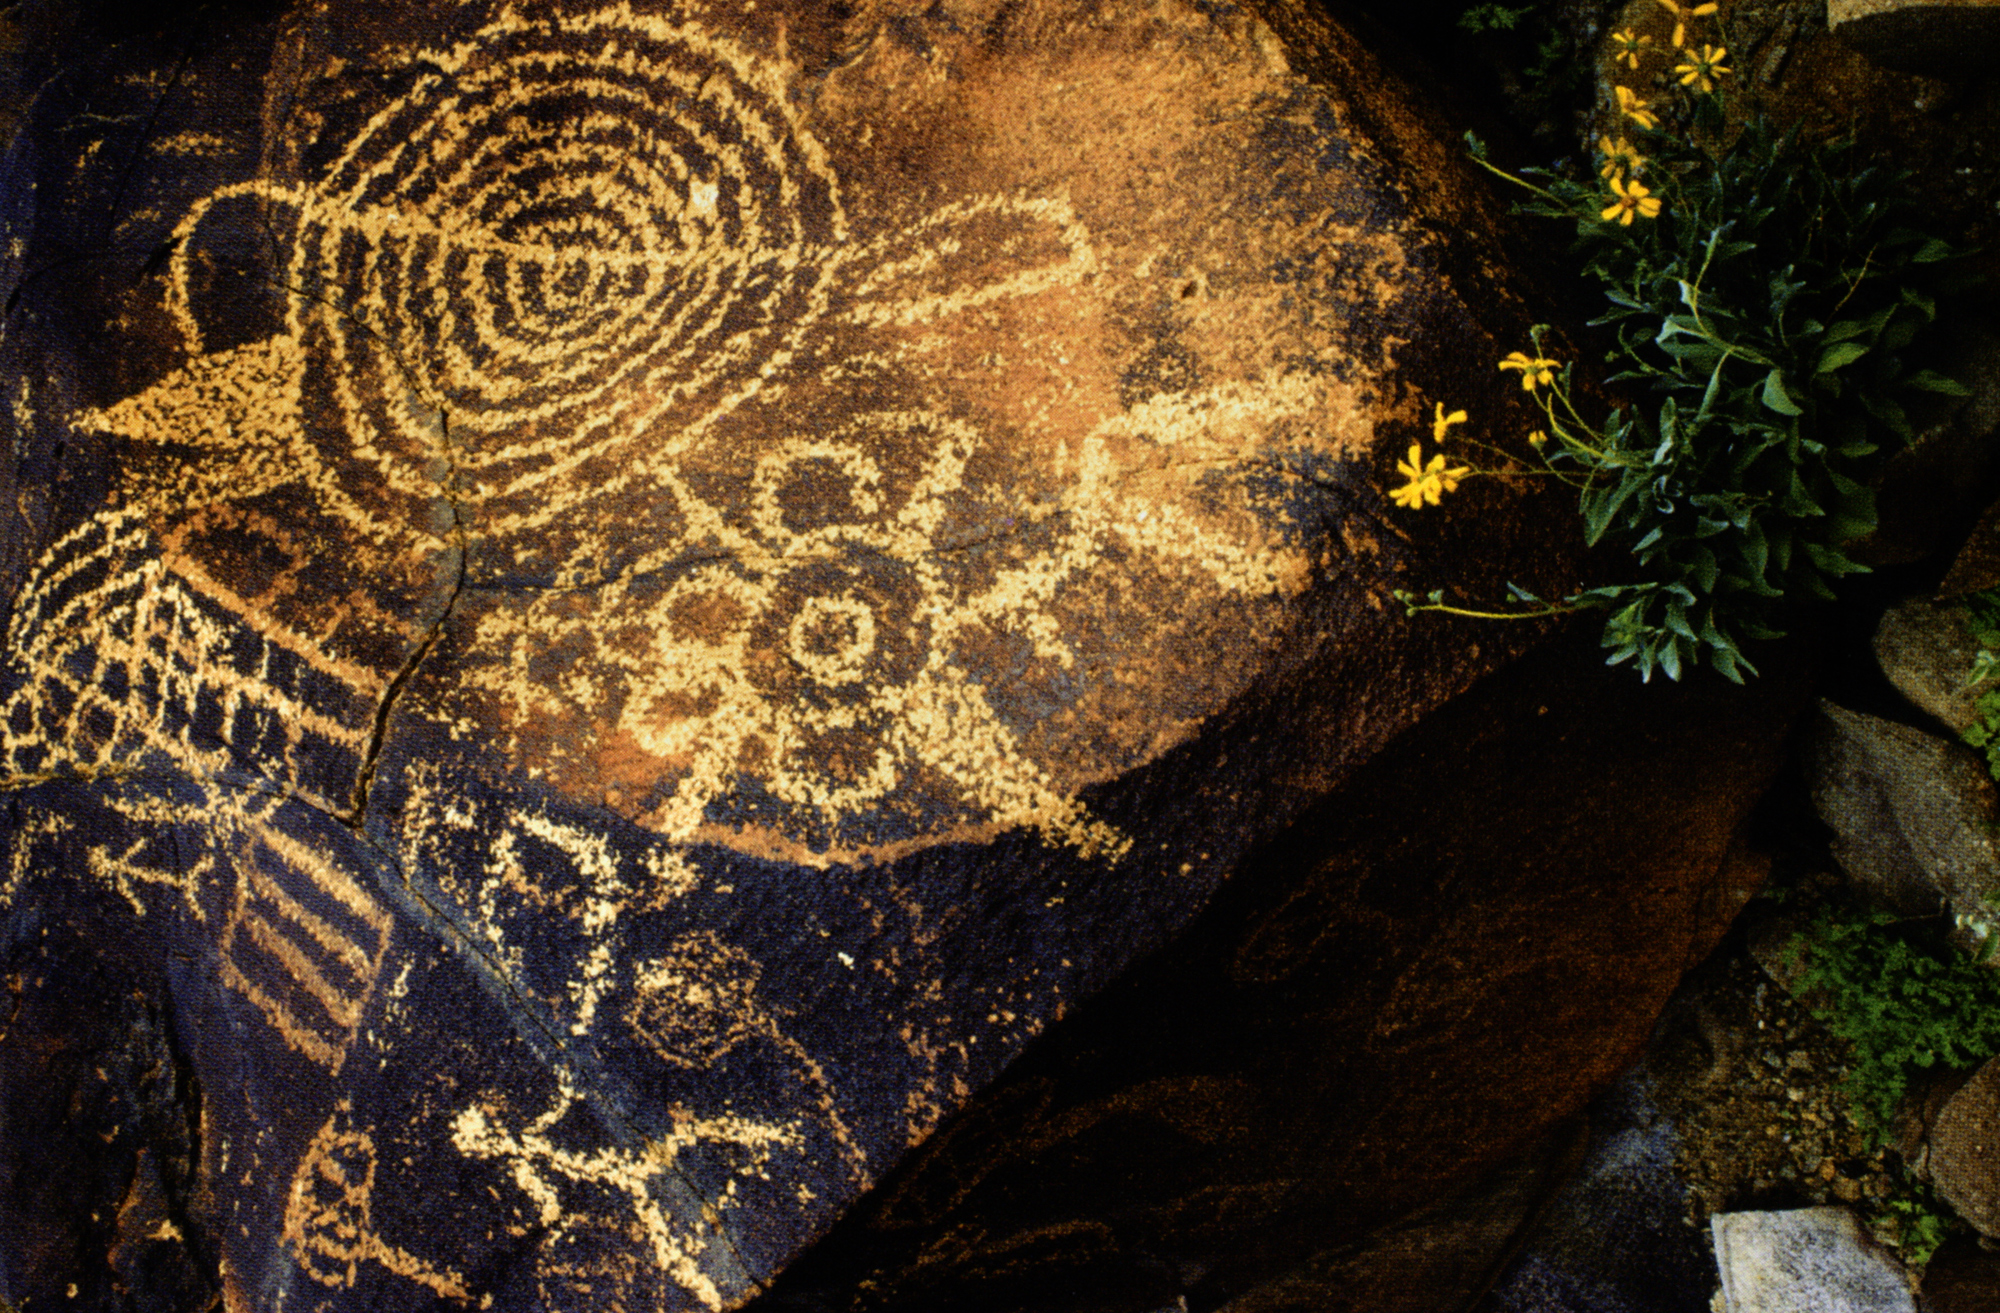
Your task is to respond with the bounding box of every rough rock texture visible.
[1929,1058,2000,1238]
[1873,599,1987,737]
[1942,493,2000,601]
[1850,317,2000,568]
[1808,701,2000,916]
[1746,907,1831,1011]
[1711,1208,1915,1313]
[751,620,1808,1313]
[1918,1235,2000,1313]
[1475,1067,1716,1313]
[1210,1116,1589,1313]
[1828,0,2000,76]
[0,0,1815,1310]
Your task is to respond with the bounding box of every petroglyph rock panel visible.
[0,0,1578,1308]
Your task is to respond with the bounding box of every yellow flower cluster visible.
[1390,403,1473,509]
[1602,175,1661,225]
[1499,351,1557,390]
[1675,42,1731,92]
[1601,1,1727,227]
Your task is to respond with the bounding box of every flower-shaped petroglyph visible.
[469,388,1314,860]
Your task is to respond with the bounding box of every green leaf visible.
[1582,473,1647,546]
[1912,236,1958,262]
[1907,370,1971,396]
[1818,341,1871,375]
[1710,642,1745,683]
[1860,389,1916,442]
[1761,368,1804,415]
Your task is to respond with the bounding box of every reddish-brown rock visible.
[0,0,1810,1310]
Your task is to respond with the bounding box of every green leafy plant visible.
[1956,587,2000,778]
[1867,1181,1959,1269]
[1455,2,1535,32]
[1451,0,1594,152]
[1392,25,1972,682]
[1793,903,2000,1142]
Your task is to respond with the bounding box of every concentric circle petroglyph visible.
[160,6,843,542]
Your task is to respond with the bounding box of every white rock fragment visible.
[1710,1208,1914,1313]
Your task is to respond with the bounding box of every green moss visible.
[1794,903,2000,1141]
[1789,902,2000,1266]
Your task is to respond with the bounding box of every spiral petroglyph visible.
[144,5,843,558]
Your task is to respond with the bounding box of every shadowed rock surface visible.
[0,0,1811,1310]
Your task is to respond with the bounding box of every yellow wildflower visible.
[1529,429,1549,448]
[1499,351,1557,390]
[1391,443,1468,509]
[1432,402,1468,442]
[1597,134,1645,179]
[1655,0,1717,49]
[1675,43,1730,91]
[1392,445,1439,508]
[1601,175,1662,225]
[1609,28,1651,69]
[1615,85,1659,130]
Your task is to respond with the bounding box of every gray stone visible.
[1808,701,2000,915]
[1476,1067,1716,1313]
[1874,599,1989,737]
[1930,1057,2000,1237]
[1711,1207,1915,1313]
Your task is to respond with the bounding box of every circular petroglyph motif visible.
[161,7,843,542]
[628,933,765,1070]
[786,595,878,689]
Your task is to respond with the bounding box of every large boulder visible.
[1828,0,2000,78]
[0,0,1808,1310]
[1808,701,2000,917]
[751,620,1805,1312]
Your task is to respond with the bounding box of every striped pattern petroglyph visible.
[217,824,394,1074]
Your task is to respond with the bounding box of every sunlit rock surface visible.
[0,0,1758,1309]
